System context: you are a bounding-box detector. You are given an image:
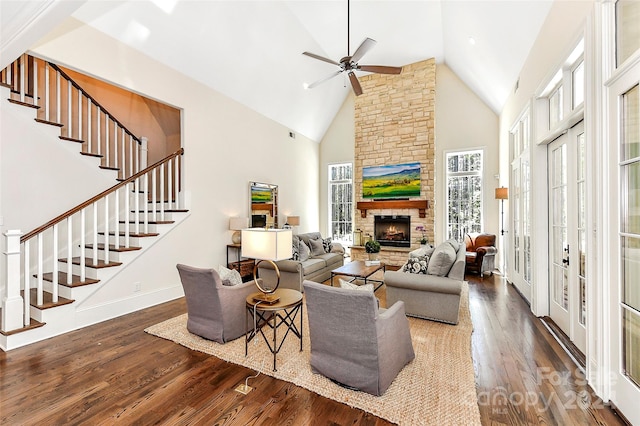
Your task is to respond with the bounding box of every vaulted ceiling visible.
[2,0,554,142]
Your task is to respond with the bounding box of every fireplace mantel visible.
[356,200,430,218]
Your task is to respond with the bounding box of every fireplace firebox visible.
[374,215,411,247]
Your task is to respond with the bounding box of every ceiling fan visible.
[302,0,402,96]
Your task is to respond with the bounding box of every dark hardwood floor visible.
[0,273,626,425]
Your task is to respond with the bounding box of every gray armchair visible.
[303,280,415,396]
[176,264,257,343]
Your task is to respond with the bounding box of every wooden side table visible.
[245,288,303,371]
[226,244,254,282]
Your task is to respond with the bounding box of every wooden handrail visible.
[20,148,183,243]
[46,62,141,144]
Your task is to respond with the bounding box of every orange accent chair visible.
[464,233,497,277]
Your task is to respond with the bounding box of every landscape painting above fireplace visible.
[363,162,420,199]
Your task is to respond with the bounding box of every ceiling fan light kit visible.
[302,0,402,96]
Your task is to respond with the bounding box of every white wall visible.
[435,63,500,246]
[1,17,319,322]
[319,95,355,238]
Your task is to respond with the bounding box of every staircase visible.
[0,54,189,351]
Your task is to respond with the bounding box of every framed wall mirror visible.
[249,181,278,229]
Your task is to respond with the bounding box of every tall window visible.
[446,150,483,241]
[328,163,353,245]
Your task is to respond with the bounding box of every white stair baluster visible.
[105,117,110,167]
[104,195,110,264]
[87,98,92,153]
[44,62,50,121]
[97,107,101,156]
[56,70,61,123]
[67,81,72,137]
[114,189,120,250]
[135,177,140,235]
[37,234,43,306]
[125,183,130,247]
[113,121,118,171]
[167,159,173,211]
[92,202,98,265]
[23,239,30,326]
[152,168,157,223]
[80,209,86,281]
[160,163,165,221]
[66,216,72,285]
[144,173,149,234]
[78,89,82,141]
[52,224,59,303]
[19,54,25,103]
[33,59,38,110]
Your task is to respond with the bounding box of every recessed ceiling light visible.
[303,83,310,90]
[468,37,476,46]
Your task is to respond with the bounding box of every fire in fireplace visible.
[374,215,411,247]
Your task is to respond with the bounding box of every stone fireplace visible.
[374,215,411,248]
[350,59,436,266]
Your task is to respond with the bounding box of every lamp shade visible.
[241,228,292,261]
[286,216,300,226]
[495,187,509,200]
[229,217,248,231]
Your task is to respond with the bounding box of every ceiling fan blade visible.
[302,51,340,66]
[307,70,343,89]
[358,65,402,75]
[348,71,363,96]
[350,37,376,64]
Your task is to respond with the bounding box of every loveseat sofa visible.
[257,232,345,293]
[384,239,465,324]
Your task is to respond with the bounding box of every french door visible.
[548,121,586,354]
[608,61,640,425]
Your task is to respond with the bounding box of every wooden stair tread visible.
[35,118,64,127]
[0,317,45,336]
[37,272,100,287]
[99,165,120,171]
[8,98,39,109]
[59,257,122,268]
[23,289,74,309]
[80,151,103,158]
[164,209,188,213]
[85,243,141,252]
[59,135,84,144]
[99,231,159,237]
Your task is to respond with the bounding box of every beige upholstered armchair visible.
[303,280,415,396]
[176,264,257,343]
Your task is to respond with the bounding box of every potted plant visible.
[365,239,381,261]
[415,225,428,246]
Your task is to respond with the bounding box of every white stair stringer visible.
[1,211,190,351]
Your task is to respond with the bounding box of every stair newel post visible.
[80,209,86,282]
[2,230,24,332]
[52,224,59,303]
[104,195,110,265]
[66,217,73,285]
[37,234,44,306]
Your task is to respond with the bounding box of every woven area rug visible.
[145,282,480,425]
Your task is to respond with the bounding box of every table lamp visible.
[229,217,248,244]
[285,215,300,230]
[241,228,293,303]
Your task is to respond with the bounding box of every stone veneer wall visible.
[353,59,436,265]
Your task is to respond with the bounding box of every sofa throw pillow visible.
[402,255,429,274]
[339,279,374,293]
[445,238,461,253]
[218,265,242,286]
[308,238,325,257]
[322,237,333,253]
[426,242,457,277]
[409,245,434,259]
[299,239,311,262]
